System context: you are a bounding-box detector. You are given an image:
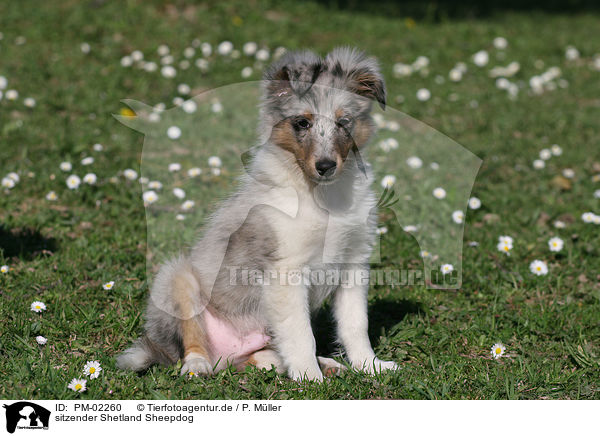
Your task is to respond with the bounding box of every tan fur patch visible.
[182,318,209,359]
[351,118,373,148]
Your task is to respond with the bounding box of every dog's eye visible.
[295,118,311,129]
[337,117,351,128]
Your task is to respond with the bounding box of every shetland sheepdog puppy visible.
[117,47,398,381]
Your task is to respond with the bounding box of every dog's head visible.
[260,47,385,184]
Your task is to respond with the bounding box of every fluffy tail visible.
[116,335,176,372]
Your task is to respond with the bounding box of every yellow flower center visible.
[536,267,541,271]
[504,246,509,251]
[75,383,82,390]
[106,284,112,288]
[189,372,195,376]
[89,367,95,374]
[35,305,40,309]
[495,348,502,355]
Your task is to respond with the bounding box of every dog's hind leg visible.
[180,316,213,376]
[170,266,213,376]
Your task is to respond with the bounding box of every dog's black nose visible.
[315,159,336,176]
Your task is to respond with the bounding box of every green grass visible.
[1,0,599,399]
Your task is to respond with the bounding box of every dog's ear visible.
[264,50,325,98]
[326,47,386,109]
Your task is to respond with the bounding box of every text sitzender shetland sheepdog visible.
[117,47,399,381]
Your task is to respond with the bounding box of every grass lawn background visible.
[0,0,599,399]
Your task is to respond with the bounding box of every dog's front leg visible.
[263,281,323,382]
[333,280,398,374]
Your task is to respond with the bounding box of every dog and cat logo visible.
[3,402,50,433]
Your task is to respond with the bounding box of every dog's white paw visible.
[289,365,324,382]
[317,356,346,377]
[181,356,212,377]
[354,357,399,374]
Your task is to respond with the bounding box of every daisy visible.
[217,41,234,56]
[187,167,202,177]
[208,156,222,168]
[183,47,195,58]
[167,126,181,140]
[123,169,138,180]
[593,189,600,199]
[562,168,575,179]
[211,101,223,113]
[143,190,159,205]
[0,76,6,89]
[161,65,176,79]
[139,177,149,184]
[243,41,258,56]
[148,181,163,190]
[440,264,454,275]
[83,173,97,185]
[81,157,94,166]
[430,162,440,170]
[529,259,548,276]
[2,177,15,189]
[551,144,562,156]
[23,97,36,108]
[173,188,186,199]
[83,361,102,379]
[177,83,191,95]
[131,50,143,62]
[102,281,115,290]
[1,265,9,273]
[7,172,19,182]
[31,301,47,312]
[68,378,87,392]
[5,89,18,100]
[490,343,506,359]
[93,143,103,152]
[46,191,58,201]
[581,212,596,223]
[497,240,512,255]
[201,42,212,57]
[176,214,186,221]
[493,37,508,49]
[468,197,481,209]
[473,50,489,67]
[449,68,463,82]
[35,336,47,345]
[211,168,221,176]
[157,44,170,56]
[432,187,446,199]
[565,46,580,61]
[380,175,396,189]
[182,100,197,114]
[593,215,600,225]
[403,225,418,233]
[241,67,253,78]
[181,200,195,211]
[420,250,431,258]
[548,237,564,252]
[406,156,423,169]
[66,175,81,190]
[498,235,514,247]
[168,162,182,172]
[195,58,209,72]
[452,210,464,224]
[255,48,270,61]
[553,220,566,229]
[376,226,388,235]
[143,62,158,72]
[533,159,545,169]
[120,56,133,67]
[539,149,552,160]
[416,88,431,101]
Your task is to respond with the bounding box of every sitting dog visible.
[117,47,398,381]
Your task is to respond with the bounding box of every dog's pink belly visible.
[204,310,270,367]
